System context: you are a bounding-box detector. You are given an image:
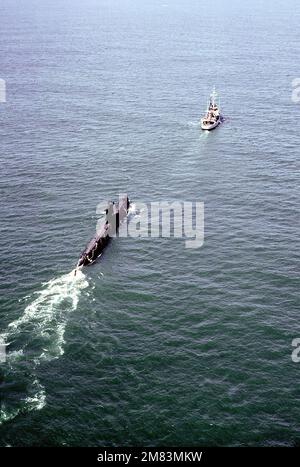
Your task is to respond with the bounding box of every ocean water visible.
[0,0,300,446]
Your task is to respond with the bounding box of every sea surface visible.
[0,0,300,446]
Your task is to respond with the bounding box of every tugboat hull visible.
[200,118,220,131]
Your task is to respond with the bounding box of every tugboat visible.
[200,87,221,131]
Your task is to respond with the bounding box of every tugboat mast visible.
[210,86,217,106]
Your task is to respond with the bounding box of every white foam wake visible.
[0,269,89,425]
[6,269,88,360]
[0,378,46,425]
[128,203,137,215]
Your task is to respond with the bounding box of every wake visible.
[0,269,88,425]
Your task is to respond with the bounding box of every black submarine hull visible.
[77,195,130,268]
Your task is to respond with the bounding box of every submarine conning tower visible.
[76,195,130,268]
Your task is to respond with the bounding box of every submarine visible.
[76,195,130,269]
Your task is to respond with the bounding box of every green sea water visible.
[0,0,300,446]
